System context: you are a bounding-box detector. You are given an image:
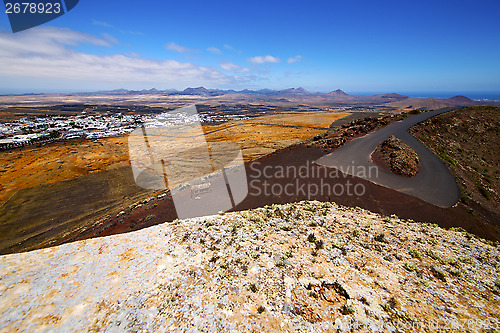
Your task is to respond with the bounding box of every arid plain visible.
[0,100,352,254]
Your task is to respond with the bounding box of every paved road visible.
[315,107,460,208]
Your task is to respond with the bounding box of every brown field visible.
[205,111,348,161]
[0,137,130,203]
[0,110,347,253]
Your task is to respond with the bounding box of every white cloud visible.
[207,46,222,54]
[92,20,113,28]
[164,42,194,53]
[220,62,251,73]
[124,51,141,58]
[0,27,111,58]
[287,55,302,64]
[0,27,242,88]
[223,44,233,50]
[247,55,281,64]
[92,20,143,36]
[101,33,119,44]
[220,62,239,71]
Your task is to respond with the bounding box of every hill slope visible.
[410,106,500,224]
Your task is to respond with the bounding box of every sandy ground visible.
[0,111,347,204]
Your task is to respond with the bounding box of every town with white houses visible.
[0,109,250,150]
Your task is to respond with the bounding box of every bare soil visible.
[2,201,499,331]
[4,108,499,255]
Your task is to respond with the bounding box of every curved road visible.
[315,107,460,208]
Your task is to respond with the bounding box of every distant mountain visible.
[387,95,480,109]
[102,89,130,95]
[327,89,349,97]
[255,88,275,95]
[140,88,161,93]
[447,95,474,104]
[238,89,254,94]
[280,87,310,95]
[92,88,177,95]
[180,87,227,96]
[182,87,210,95]
[372,93,409,101]
[66,88,482,109]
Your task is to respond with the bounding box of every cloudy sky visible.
[0,0,499,94]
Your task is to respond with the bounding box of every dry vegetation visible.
[205,111,348,161]
[410,106,500,219]
[371,135,420,177]
[0,137,130,203]
[0,110,347,253]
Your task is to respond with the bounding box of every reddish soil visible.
[370,147,391,173]
[72,114,500,244]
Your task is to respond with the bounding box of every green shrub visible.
[347,227,360,239]
[307,233,317,243]
[341,304,356,315]
[477,184,492,201]
[249,283,258,293]
[404,262,418,272]
[275,259,285,267]
[409,249,422,259]
[283,249,293,259]
[439,151,456,166]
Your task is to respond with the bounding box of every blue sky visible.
[0,0,499,95]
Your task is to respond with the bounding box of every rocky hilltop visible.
[372,135,420,177]
[1,201,499,332]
